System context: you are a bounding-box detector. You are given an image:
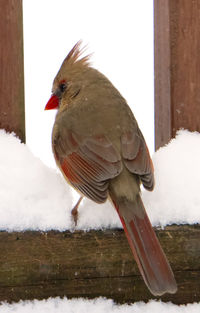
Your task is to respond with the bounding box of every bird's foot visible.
[71,196,83,226]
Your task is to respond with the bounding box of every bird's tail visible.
[111,194,177,296]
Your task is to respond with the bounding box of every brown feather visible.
[121,131,155,191]
[53,131,122,203]
[62,40,91,68]
[113,195,177,296]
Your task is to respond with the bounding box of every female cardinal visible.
[45,41,177,296]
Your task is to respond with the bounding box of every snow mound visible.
[0,297,199,313]
[143,129,200,226]
[0,129,200,231]
[0,130,74,231]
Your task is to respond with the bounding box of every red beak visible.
[45,94,59,110]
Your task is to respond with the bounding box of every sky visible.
[23,0,154,169]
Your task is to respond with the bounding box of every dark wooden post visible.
[154,0,200,150]
[0,0,25,142]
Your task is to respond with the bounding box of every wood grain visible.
[0,0,25,142]
[154,0,171,150]
[0,225,200,304]
[169,0,200,138]
[154,0,200,149]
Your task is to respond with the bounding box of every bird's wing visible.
[121,130,154,191]
[53,130,122,203]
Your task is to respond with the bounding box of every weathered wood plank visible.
[0,225,200,304]
[169,0,200,138]
[154,0,171,150]
[0,0,25,142]
[154,0,200,150]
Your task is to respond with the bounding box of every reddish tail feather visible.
[112,195,177,296]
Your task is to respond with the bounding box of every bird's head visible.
[45,41,91,111]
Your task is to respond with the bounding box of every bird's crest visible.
[62,40,91,68]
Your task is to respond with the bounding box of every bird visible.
[45,41,177,296]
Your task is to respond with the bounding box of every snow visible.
[143,129,200,227]
[0,129,200,232]
[0,129,73,231]
[0,297,199,313]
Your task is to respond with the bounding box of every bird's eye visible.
[59,81,67,93]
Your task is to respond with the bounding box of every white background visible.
[23,0,154,168]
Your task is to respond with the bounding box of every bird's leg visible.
[71,196,83,226]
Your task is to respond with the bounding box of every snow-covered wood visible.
[0,225,199,304]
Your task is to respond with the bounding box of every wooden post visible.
[154,0,200,150]
[0,0,25,142]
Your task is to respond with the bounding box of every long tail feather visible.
[112,195,177,296]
